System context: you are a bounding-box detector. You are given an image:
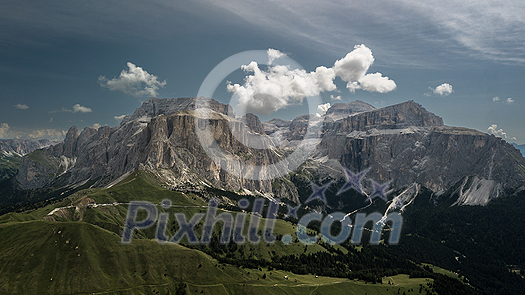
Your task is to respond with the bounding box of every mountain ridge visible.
[12,97,525,207]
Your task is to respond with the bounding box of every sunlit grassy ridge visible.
[0,170,438,294]
[0,220,431,294]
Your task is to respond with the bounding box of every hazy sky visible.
[1,0,524,144]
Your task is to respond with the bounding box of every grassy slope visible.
[0,155,22,180]
[0,171,434,294]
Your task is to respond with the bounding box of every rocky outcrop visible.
[325,100,376,120]
[241,113,265,134]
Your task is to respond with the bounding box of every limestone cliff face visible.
[241,113,265,135]
[320,126,525,193]
[15,98,299,201]
[340,100,443,132]
[15,97,525,206]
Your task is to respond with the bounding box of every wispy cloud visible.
[98,62,166,97]
[208,0,525,65]
[51,104,92,113]
[492,96,500,102]
[397,0,525,64]
[14,104,29,110]
[506,97,515,104]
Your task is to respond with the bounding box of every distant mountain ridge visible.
[512,143,525,157]
[13,97,525,207]
[0,138,57,157]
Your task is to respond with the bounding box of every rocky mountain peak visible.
[62,126,79,158]
[121,97,232,124]
[341,100,443,132]
[241,113,265,134]
[325,100,376,116]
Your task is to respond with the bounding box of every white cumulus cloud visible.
[316,102,331,117]
[14,104,29,110]
[227,60,337,115]
[227,45,395,115]
[431,83,454,96]
[492,96,500,102]
[487,124,516,141]
[332,44,396,93]
[506,97,515,104]
[267,48,287,64]
[98,62,166,97]
[330,94,342,101]
[72,104,92,113]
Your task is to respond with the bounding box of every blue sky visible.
[1,0,524,144]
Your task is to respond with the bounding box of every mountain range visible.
[12,97,525,207]
[1,98,525,294]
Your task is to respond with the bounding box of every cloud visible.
[72,104,92,113]
[26,129,67,139]
[98,62,166,97]
[487,124,516,141]
[227,45,395,115]
[333,45,396,93]
[506,97,515,104]
[14,104,29,110]
[51,104,93,113]
[92,123,101,129]
[226,60,337,116]
[114,114,127,121]
[492,96,500,102]
[0,123,66,140]
[430,83,453,96]
[267,48,287,64]
[330,94,342,101]
[0,123,10,138]
[315,102,331,117]
[207,0,525,65]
